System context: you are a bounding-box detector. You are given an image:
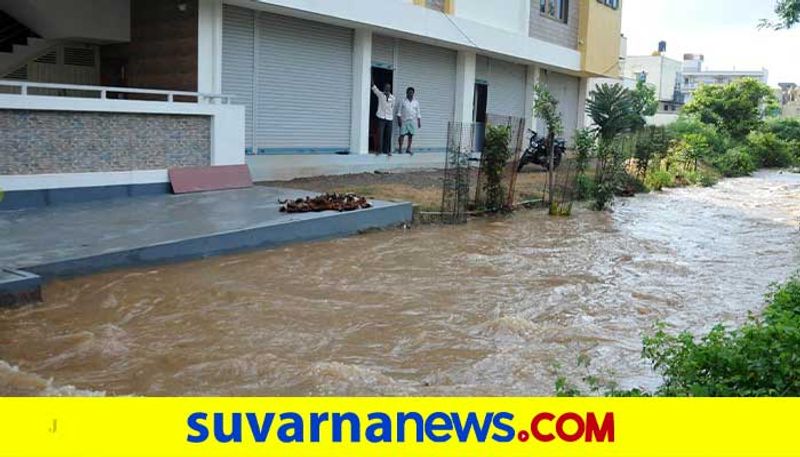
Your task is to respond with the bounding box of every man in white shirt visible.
[371,82,395,155]
[397,87,422,155]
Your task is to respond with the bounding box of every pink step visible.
[169,165,253,194]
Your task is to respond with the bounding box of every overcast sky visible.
[622,0,800,85]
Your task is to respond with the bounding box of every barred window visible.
[540,0,568,23]
[426,0,446,12]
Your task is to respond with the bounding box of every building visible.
[681,53,769,104]
[623,42,683,125]
[585,34,635,127]
[1,0,623,203]
[778,82,800,118]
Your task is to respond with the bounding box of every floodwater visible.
[1,171,798,396]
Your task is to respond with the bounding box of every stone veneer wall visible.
[529,0,580,50]
[0,110,211,175]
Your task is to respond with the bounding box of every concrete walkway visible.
[247,153,446,181]
[0,187,412,279]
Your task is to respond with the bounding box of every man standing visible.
[397,87,421,155]
[372,82,395,156]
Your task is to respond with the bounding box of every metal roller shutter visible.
[544,70,580,143]
[255,13,353,154]
[372,34,395,69]
[394,40,456,152]
[221,5,255,153]
[486,57,527,118]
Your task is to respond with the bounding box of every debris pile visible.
[279,193,373,213]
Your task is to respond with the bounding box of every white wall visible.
[0,93,245,191]
[455,0,529,36]
[0,0,130,43]
[237,0,581,73]
[625,55,681,101]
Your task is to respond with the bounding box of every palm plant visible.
[586,83,637,141]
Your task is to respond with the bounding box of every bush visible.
[646,169,675,191]
[482,124,513,212]
[746,131,795,168]
[763,117,800,143]
[667,115,730,155]
[642,277,800,397]
[575,174,596,200]
[714,147,758,177]
[555,276,800,397]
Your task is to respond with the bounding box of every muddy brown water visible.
[1,171,798,396]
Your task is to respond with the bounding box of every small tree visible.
[682,78,778,140]
[481,124,512,212]
[532,84,563,208]
[630,80,659,130]
[759,0,800,29]
[585,83,638,210]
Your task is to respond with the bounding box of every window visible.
[540,0,568,23]
[425,0,446,12]
[597,0,619,9]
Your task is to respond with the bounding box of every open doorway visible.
[369,66,394,153]
[473,82,488,151]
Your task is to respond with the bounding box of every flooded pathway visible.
[1,171,798,396]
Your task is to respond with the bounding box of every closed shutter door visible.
[372,34,395,69]
[544,71,580,142]
[395,40,456,152]
[486,57,527,118]
[222,5,255,153]
[255,12,353,154]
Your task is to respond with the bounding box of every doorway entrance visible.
[369,66,394,153]
[473,82,488,151]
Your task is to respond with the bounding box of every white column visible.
[454,51,476,123]
[351,29,372,154]
[577,76,590,129]
[525,64,541,132]
[197,0,223,94]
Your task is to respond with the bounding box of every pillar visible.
[454,50,476,123]
[351,29,373,154]
[197,0,223,95]
[578,77,590,129]
[525,64,541,132]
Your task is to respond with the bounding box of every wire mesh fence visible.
[440,122,476,224]
[472,114,526,211]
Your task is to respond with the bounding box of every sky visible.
[622,0,800,85]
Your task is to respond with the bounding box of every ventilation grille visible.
[64,47,96,67]
[34,50,58,64]
[5,65,28,80]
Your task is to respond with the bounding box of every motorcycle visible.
[517,130,566,172]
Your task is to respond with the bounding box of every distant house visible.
[681,53,769,104]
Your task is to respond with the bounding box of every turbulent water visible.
[1,171,798,396]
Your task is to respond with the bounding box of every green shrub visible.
[575,174,596,200]
[642,277,800,397]
[747,131,794,168]
[714,147,758,177]
[556,276,800,397]
[482,124,513,212]
[646,169,675,191]
[763,117,800,143]
[698,170,720,187]
[667,115,730,155]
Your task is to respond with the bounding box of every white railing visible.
[0,80,233,104]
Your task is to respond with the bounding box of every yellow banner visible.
[0,398,797,457]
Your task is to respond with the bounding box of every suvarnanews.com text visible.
[187,410,615,445]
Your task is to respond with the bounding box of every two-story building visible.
[0,0,623,205]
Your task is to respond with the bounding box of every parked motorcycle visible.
[517,130,566,172]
